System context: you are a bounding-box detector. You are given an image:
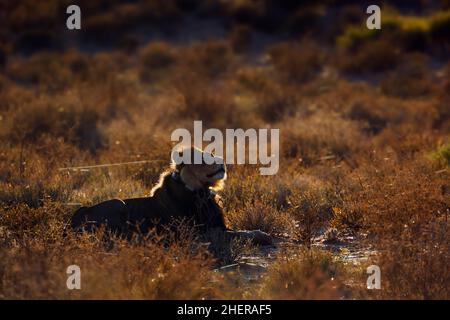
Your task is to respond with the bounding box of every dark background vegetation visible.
[0,0,449,299]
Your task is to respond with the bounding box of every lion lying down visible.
[71,147,272,246]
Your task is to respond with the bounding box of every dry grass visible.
[380,54,435,98]
[268,40,325,84]
[339,40,402,74]
[257,248,347,299]
[138,41,176,83]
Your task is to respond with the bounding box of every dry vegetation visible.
[0,0,449,299]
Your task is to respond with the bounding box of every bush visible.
[254,83,298,122]
[82,1,182,42]
[288,189,338,246]
[182,41,234,79]
[3,95,105,153]
[381,54,433,97]
[223,168,296,236]
[340,40,401,74]
[257,248,345,299]
[347,102,387,135]
[0,141,87,207]
[173,76,239,127]
[433,62,450,129]
[227,200,293,236]
[7,0,60,32]
[336,25,381,51]
[282,111,364,166]
[268,40,325,83]
[431,143,450,167]
[235,66,273,93]
[376,219,450,299]
[343,158,449,238]
[337,11,450,53]
[0,202,69,240]
[6,53,73,91]
[0,227,224,299]
[139,41,176,82]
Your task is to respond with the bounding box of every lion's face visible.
[171,147,227,191]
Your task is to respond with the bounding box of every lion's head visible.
[170,146,227,191]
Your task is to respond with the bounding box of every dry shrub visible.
[6,53,73,91]
[344,94,435,139]
[0,201,69,241]
[82,1,181,41]
[346,102,388,135]
[340,40,401,74]
[0,195,242,299]
[337,10,449,54]
[83,3,142,36]
[257,248,345,299]
[227,200,293,236]
[0,142,87,207]
[173,79,238,128]
[223,167,295,236]
[5,49,130,95]
[0,80,34,113]
[68,170,148,206]
[254,82,299,123]
[341,85,434,132]
[343,158,449,238]
[376,219,450,299]
[433,61,450,130]
[288,188,339,246]
[6,0,60,32]
[381,54,434,98]
[86,52,131,83]
[0,229,225,299]
[2,94,105,153]
[330,157,450,299]
[138,41,176,82]
[182,41,235,79]
[282,111,364,166]
[268,40,325,84]
[337,25,381,52]
[203,229,255,265]
[430,142,450,168]
[235,66,273,93]
[100,113,172,188]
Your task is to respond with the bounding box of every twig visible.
[58,159,165,171]
[214,263,239,272]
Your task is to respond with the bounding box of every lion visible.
[71,146,272,245]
